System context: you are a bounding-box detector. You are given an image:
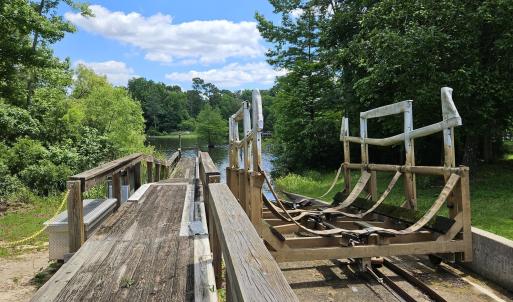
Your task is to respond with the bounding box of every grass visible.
[276,160,513,240]
[0,191,68,257]
[505,140,513,160]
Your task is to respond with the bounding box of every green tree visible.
[335,0,513,165]
[259,0,513,172]
[257,1,341,173]
[0,0,89,106]
[71,66,148,156]
[192,77,222,108]
[195,105,227,147]
[128,77,189,133]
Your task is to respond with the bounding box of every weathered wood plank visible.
[208,183,298,302]
[33,157,197,302]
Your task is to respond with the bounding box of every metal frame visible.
[227,87,472,265]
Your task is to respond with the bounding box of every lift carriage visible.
[225,87,472,268]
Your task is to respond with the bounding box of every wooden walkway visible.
[32,158,198,301]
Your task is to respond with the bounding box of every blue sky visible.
[54,1,285,90]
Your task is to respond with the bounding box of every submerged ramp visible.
[32,158,198,301]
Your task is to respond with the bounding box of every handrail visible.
[65,151,181,253]
[208,183,298,302]
[69,153,143,191]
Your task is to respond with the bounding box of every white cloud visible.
[75,60,137,86]
[165,62,287,88]
[66,5,265,65]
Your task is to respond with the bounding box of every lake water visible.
[147,136,276,193]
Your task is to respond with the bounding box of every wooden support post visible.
[155,161,161,181]
[112,171,121,209]
[208,205,222,289]
[249,172,265,236]
[205,174,221,208]
[341,117,352,194]
[370,170,378,201]
[146,160,153,183]
[360,117,377,198]
[125,167,132,194]
[67,180,84,253]
[226,167,239,199]
[403,101,417,209]
[133,162,141,190]
[122,169,129,196]
[226,167,232,194]
[457,168,472,262]
[238,169,247,212]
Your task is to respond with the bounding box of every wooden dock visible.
[32,153,297,302]
[32,158,198,301]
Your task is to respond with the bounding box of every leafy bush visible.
[74,126,115,171]
[0,161,24,197]
[0,102,40,141]
[47,144,80,173]
[19,160,71,195]
[7,138,48,174]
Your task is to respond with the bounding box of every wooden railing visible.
[66,151,180,253]
[199,152,298,302]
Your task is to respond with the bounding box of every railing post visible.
[155,161,161,181]
[67,180,84,253]
[208,194,223,289]
[226,167,239,199]
[122,169,129,198]
[146,160,153,183]
[458,168,472,262]
[112,171,121,209]
[133,162,141,190]
[238,169,248,212]
[249,172,265,235]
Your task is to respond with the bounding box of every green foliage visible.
[19,160,71,195]
[128,77,189,133]
[195,105,228,147]
[259,0,513,172]
[0,0,89,105]
[179,118,197,131]
[0,161,24,197]
[7,138,48,173]
[0,101,40,141]
[257,2,343,173]
[73,66,148,156]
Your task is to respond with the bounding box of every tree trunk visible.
[26,0,45,106]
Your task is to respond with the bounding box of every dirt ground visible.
[0,250,49,302]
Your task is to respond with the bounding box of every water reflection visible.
[147,135,276,198]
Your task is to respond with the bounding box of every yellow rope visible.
[0,190,69,248]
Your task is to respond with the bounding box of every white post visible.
[441,87,457,167]
[359,117,368,165]
[242,101,251,171]
[252,90,264,171]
